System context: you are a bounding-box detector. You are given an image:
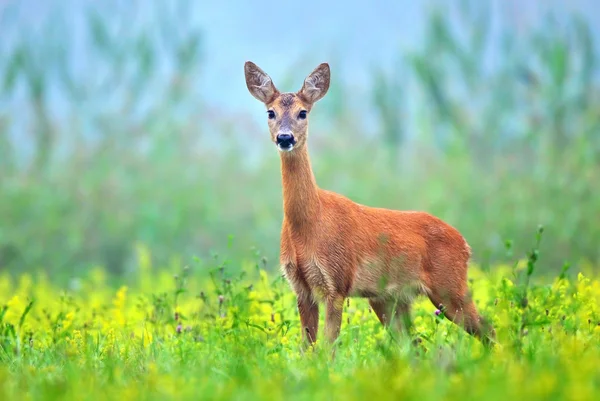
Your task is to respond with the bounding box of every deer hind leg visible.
[369,298,412,334]
[426,286,495,346]
[369,298,392,326]
[393,300,413,334]
[424,245,496,346]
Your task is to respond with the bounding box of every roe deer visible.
[244,61,495,347]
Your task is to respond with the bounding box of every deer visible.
[244,61,495,348]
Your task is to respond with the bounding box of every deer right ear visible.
[244,61,278,104]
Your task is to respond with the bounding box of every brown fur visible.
[244,61,495,347]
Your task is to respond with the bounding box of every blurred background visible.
[0,0,599,281]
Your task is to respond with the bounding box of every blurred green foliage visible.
[0,2,598,279]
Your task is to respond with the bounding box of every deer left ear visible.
[298,63,330,104]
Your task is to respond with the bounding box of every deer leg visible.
[394,300,413,334]
[324,295,344,344]
[297,294,319,345]
[370,298,413,334]
[369,298,392,326]
[427,289,495,347]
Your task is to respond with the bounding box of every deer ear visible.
[245,61,278,104]
[298,63,330,104]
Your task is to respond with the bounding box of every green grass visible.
[1,238,600,400]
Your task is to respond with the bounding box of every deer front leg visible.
[297,293,319,345]
[324,294,344,344]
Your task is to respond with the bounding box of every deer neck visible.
[280,145,321,232]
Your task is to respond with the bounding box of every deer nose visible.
[276,133,295,147]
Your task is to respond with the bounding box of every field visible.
[2,2,600,400]
[1,238,600,400]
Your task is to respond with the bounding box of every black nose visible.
[276,133,295,147]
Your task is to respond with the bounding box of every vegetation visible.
[1,234,600,400]
[1,2,599,399]
[1,2,598,279]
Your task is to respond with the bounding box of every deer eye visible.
[267,110,275,119]
[298,110,307,120]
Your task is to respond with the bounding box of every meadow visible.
[1,235,600,400]
[1,2,600,400]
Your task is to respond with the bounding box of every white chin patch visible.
[277,144,294,152]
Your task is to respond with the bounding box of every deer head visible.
[244,61,330,152]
